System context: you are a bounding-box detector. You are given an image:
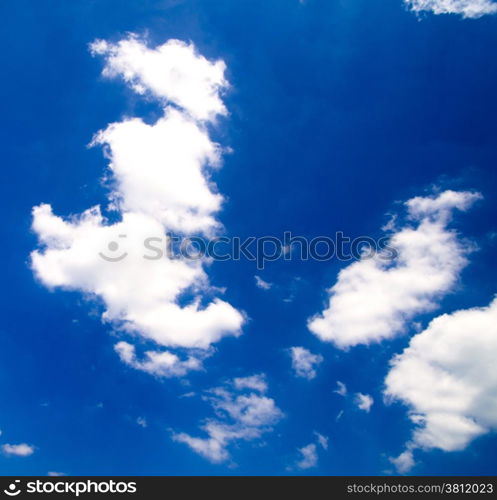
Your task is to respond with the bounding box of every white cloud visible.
[334,381,347,397]
[254,275,272,290]
[355,393,374,413]
[115,341,205,378]
[48,472,66,477]
[295,443,318,469]
[2,443,35,457]
[31,35,244,375]
[232,374,268,393]
[405,0,497,18]
[136,417,147,428]
[389,449,415,474]
[90,36,227,121]
[385,296,497,467]
[308,190,481,349]
[289,347,323,380]
[314,431,329,450]
[294,432,328,469]
[172,376,283,463]
[89,108,223,234]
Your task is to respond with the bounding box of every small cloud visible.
[334,381,347,397]
[254,275,272,290]
[355,393,374,413]
[289,347,323,380]
[48,472,66,477]
[115,341,206,378]
[314,431,329,450]
[390,449,415,474]
[295,443,318,469]
[2,443,35,457]
[136,417,147,428]
[336,410,344,422]
[232,374,268,393]
[293,432,329,470]
[179,391,196,399]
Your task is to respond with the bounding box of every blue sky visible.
[1,0,497,476]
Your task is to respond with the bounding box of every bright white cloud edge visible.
[405,0,497,18]
[308,190,481,349]
[386,296,497,472]
[31,35,245,377]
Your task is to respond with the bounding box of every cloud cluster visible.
[385,297,497,471]
[405,0,497,18]
[289,347,323,380]
[308,190,481,349]
[172,375,283,463]
[31,35,244,375]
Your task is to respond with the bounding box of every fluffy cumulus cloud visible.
[308,190,481,349]
[90,36,227,121]
[405,0,497,18]
[31,35,244,375]
[289,347,323,380]
[2,443,35,457]
[385,297,497,472]
[172,375,283,463]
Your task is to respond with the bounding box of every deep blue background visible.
[0,0,496,475]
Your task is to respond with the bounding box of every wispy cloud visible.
[136,417,147,428]
[232,374,268,393]
[405,0,497,18]
[172,375,282,463]
[334,381,347,397]
[289,347,323,380]
[254,275,272,290]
